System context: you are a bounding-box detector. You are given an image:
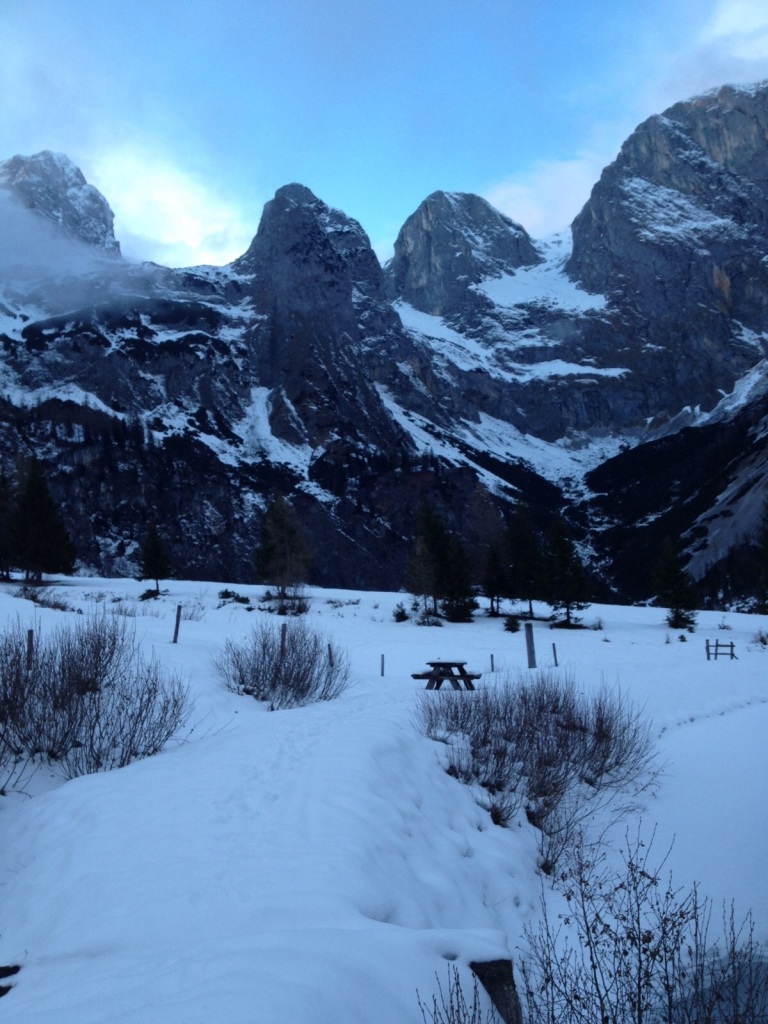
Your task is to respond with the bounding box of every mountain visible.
[0,150,119,254]
[2,84,768,602]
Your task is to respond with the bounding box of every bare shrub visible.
[13,586,73,612]
[520,829,768,1024]
[59,655,190,778]
[0,614,191,781]
[416,671,659,865]
[417,965,500,1024]
[216,619,350,709]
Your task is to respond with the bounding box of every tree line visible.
[0,454,705,629]
[407,498,593,626]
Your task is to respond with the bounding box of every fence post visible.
[328,642,334,666]
[490,653,495,672]
[26,629,34,672]
[552,642,558,667]
[524,622,537,669]
[280,621,287,659]
[381,654,385,677]
[172,604,182,644]
[706,639,711,661]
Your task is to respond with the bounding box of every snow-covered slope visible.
[0,578,766,1022]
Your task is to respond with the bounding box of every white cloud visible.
[84,146,260,268]
[701,0,768,47]
[483,154,605,238]
[652,0,768,106]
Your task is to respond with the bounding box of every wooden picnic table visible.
[412,660,481,691]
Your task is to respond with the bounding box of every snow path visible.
[0,597,533,1022]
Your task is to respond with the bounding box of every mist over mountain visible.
[2,85,768,603]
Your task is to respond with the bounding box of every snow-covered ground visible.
[0,578,766,1023]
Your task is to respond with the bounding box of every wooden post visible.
[172,604,182,644]
[381,654,385,677]
[552,642,558,667]
[280,621,287,659]
[328,642,334,666]
[706,639,711,661]
[524,622,537,669]
[26,629,34,672]
[490,653,495,672]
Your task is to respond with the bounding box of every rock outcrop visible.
[565,84,768,414]
[0,150,119,253]
[384,190,540,315]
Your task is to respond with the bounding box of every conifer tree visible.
[543,516,591,626]
[754,498,768,610]
[440,535,477,622]
[407,500,448,618]
[408,500,476,622]
[8,460,76,583]
[653,537,698,629]
[0,468,14,581]
[256,492,310,612]
[139,523,172,594]
[466,486,508,615]
[508,504,542,618]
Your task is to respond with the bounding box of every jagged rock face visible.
[567,83,768,399]
[384,190,540,315]
[237,183,385,307]
[234,183,417,456]
[0,150,119,253]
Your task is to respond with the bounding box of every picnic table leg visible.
[456,670,475,691]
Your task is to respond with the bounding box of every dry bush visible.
[417,965,500,1024]
[520,830,768,1024]
[0,614,190,780]
[416,670,659,869]
[216,618,350,710]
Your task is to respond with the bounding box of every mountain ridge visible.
[2,82,768,602]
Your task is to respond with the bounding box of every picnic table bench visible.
[412,660,481,691]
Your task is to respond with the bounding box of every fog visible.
[0,191,117,278]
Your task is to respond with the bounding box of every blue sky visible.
[2,0,768,267]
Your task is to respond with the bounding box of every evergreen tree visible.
[8,460,76,583]
[440,535,477,622]
[543,516,591,626]
[407,535,440,620]
[139,523,172,594]
[0,468,15,581]
[256,492,311,611]
[466,486,508,616]
[407,500,448,618]
[754,498,768,610]
[480,531,509,617]
[653,537,698,630]
[407,500,476,622]
[507,504,543,618]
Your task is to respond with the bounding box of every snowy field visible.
[0,577,767,1023]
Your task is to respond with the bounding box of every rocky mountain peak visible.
[567,82,768,298]
[0,150,119,254]
[384,189,540,315]
[234,182,384,303]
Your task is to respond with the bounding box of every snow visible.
[622,176,747,243]
[394,301,468,346]
[234,386,312,474]
[376,385,631,497]
[477,232,607,313]
[0,580,766,1023]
